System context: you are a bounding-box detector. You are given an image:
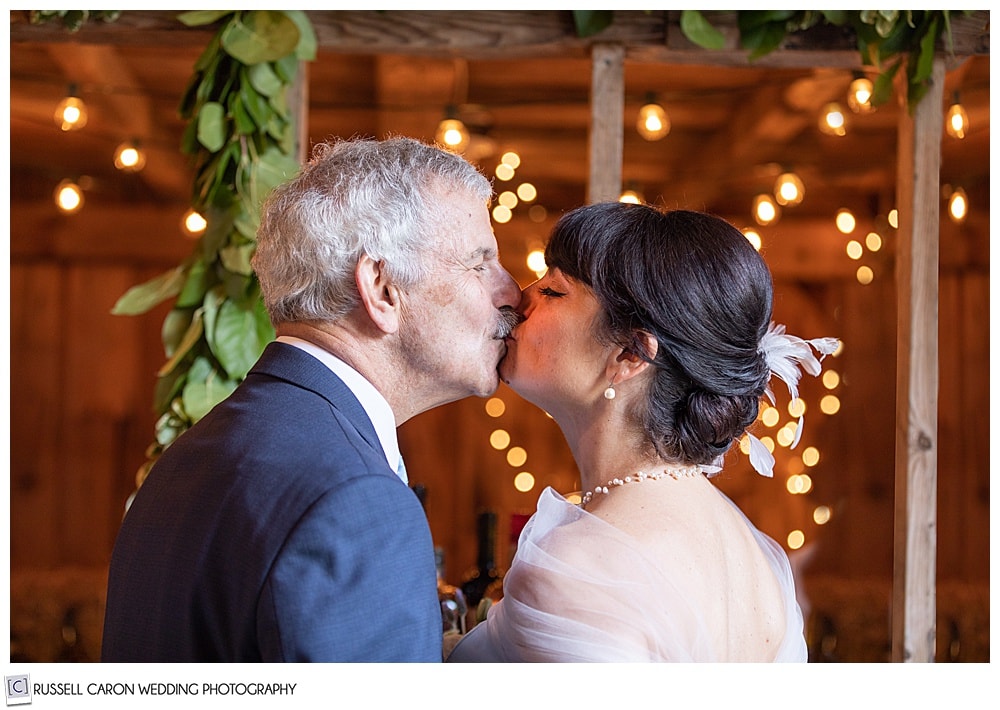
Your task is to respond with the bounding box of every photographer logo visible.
[4,675,31,706]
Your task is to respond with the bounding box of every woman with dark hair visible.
[448,202,838,662]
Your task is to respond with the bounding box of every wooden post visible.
[291,60,310,164]
[587,43,624,204]
[891,58,945,663]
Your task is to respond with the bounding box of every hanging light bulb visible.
[636,93,670,141]
[773,171,805,206]
[819,102,846,136]
[945,92,969,139]
[114,139,146,172]
[847,74,876,114]
[54,83,88,131]
[54,179,84,214]
[835,208,856,234]
[619,183,644,204]
[435,105,469,154]
[753,194,780,226]
[182,208,207,237]
[947,187,968,223]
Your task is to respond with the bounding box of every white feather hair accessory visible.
[744,322,841,478]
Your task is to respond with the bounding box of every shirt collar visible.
[276,336,403,482]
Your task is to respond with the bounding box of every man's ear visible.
[356,254,401,334]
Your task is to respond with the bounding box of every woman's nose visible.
[517,284,536,315]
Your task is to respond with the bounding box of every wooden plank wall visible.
[9,201,990,661]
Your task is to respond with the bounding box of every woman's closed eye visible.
[538,286,565,298]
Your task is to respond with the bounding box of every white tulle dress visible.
[448,486,808,662]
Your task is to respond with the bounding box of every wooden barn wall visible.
[9,200,989,661]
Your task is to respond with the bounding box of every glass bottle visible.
[460,510,503,628]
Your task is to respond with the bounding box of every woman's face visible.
[499,267,614,417]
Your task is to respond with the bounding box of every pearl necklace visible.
[580,465,703,507]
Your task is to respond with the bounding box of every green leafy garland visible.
[29,9,121,32]
[111,11,316,486]
[573,9,969,111]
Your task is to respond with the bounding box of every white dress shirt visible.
[276,336,405,484]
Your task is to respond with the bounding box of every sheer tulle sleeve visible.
[448,487,807,663]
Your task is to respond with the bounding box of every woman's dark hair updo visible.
[544,202,774,467]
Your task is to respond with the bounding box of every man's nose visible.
[496,267,521,308]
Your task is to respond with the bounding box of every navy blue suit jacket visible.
[101,342,441,662]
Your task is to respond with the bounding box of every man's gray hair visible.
[253,136,493,325]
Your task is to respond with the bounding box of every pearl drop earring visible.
[604,381,616,400]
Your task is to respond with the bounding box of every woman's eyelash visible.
[538,286,565,297]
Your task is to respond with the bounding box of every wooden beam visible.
[587,43,624,204]
[11,10,989,64]
[891,58,944,663]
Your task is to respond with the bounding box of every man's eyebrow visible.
[467,246,498,261]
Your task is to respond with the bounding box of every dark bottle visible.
[460,510,503,628]
[414,484,468,637]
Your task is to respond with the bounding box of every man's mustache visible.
[493,306,523,340]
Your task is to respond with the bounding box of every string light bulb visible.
[435,105,469,154]
[819,102,846,136]
[773,171,805,206]
[847,74,875,114]
[182,208,207,237]
[753,193,780,226]
[835,208,856,234]
[945,92,969,139]
[114,139,146,172]
[636,93,670,141]
[54,179,84,214]
[618,184,643,204]
[54,83,87,131]
[947,187,968,223]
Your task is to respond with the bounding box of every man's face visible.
[398,186,521,407]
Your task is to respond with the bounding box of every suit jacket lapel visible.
[248,341,385,458]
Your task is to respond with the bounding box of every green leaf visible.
[197,101,226,152]
[253,145,301,200]
[241,81,274,128]
[737,10,797,32]
[161,309,193,358]
[248,62,283,97]
[155,409,187,446]
[284,10,317,61]
[679,10,726,50]
[269,85,290,120]
[818,10,849,27]
[158,309,205,377]
[199,206,236,262]
[220,10,301,65]
[273,53,299,84]
[232,91,258,135]
[741,21,790,60]
[571,10,614,38]
[872,60,902,106]
[153,369,186,419]
[912,16,939,85]
[176,256,215,308]
[233,207,260,241]
[201,287,224,353]
[220,242,256,276]
[182,368,238,422]
[177,10,233,28]
[212,297,274,380]
[112,266,186,315]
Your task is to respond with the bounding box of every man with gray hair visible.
[102,136,521,662]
